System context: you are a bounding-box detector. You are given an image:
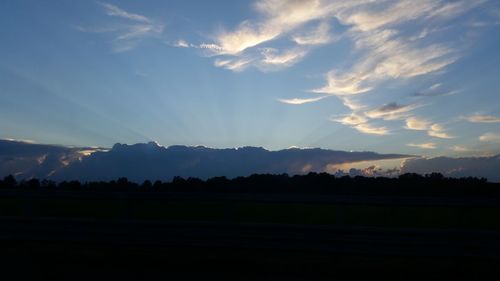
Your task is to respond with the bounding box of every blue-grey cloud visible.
[0,139,105,179]
[52,142,409,182]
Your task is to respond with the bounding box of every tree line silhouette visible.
[1,173,498,197]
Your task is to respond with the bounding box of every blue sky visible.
[1,0,499,157]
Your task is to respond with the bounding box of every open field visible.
[2,190,500,279]
[2,191,500,228]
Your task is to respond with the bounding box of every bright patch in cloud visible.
[407,143,437,149]
[331,113,389,135]
[278,96,328,105]
[354,123,390,135]
[451,145,471,152]
[292,21,333,46]
[479,133,500,143]
[365,103,417,120]
[428,123,454,139]
[312,72,372,96]
[261,47,307,68]
[466,114,500,123]
[405,117,431,130]
[332,114,367,126]
[214,58,253,72]
[174,39,190,48]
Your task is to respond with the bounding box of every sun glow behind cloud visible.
[1,0,499,159]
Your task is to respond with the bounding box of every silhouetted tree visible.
[3,175,17,189]
[142,180,153,189]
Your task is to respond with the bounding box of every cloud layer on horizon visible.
[1,139,408,182]
[1,140,499,182]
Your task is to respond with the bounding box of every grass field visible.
[2,196,500,229]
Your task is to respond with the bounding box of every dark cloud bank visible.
[1,139,499,182]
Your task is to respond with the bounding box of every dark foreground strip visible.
[1,217,500,258]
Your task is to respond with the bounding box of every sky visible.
[1,0,499,157]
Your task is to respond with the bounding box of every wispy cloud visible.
[412,83,458,97]
[185,0,484,141]
[214,58,253,72]
[2,138,36,144]
[79,2,163,52]
[341,97,366,111]
[365,103,417,120]
[277,96,328,105]
[292,21,333,46]
[479,133,500,143]
[405,117,455,139]
[309,0,478,112]
[314,30,457,96]
[99,2,151,23]
[209,0,336,55]
[312,72,372,96]
[199,0,375,71]
[407,143,437,149]
[466,114,500,123]
[260,47,307,68]
[173,39,190,48]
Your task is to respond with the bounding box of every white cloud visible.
[466,114,500,123]
[405,117,431,130]
[407,143,437,149]
[479,133,500,143]
[277,96,328,105]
